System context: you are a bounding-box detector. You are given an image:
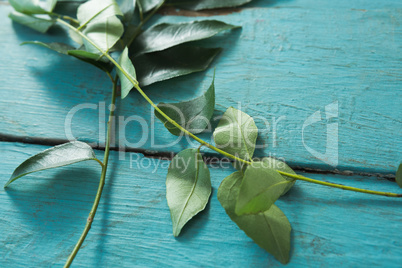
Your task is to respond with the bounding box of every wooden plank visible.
[0,1,401,174]
[1,142,401,267]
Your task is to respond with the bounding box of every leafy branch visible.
[5,0,402,266]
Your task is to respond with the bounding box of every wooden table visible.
[1,0,401,267]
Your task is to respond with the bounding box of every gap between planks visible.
[0,132,396,181]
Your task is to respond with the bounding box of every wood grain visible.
[1,1,401,266]
[0,1,400,173]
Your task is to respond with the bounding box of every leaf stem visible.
[48,12,79,25]
[64,75,118,267]
[132,84,401,198]
[277,171,402,197]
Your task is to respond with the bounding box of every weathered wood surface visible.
[1,0,402,267]
[0,1,401,173]
[1,142,401,267]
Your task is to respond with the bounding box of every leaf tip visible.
[172,222,184,237]
[20,41,31,46]
[172,229,180,237]
[396,163,402,188]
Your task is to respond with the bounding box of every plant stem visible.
[278,171,402,197]
[48,12,79,25]
[132,83,401,198]
[64,75,118,268]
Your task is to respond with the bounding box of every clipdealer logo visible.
[63,101,339,168]
[302,101,339,167]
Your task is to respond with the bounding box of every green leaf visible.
[117,0,136,22]
[166,149,211,236]
[47,0,58,12]
[133,45,221,86]
[217,171,291,264]
[155,73,215,136]
[4,141,102,188]
[132,20,238,55]
[180,0,252,11]
[213,107,258,163]
[116,47,137,99]
[21,41,75,55]
[235,161,291,216]
[20,42,114,73]
[137,0,162,13]
[82,15,124,54]
[54,0,85,17]
[261,157,297,196]
[9,0,48,14]
[68,23,84,45]
[9,12,55,33]
[396,163,402,188]
[67,50,114,72]
[77,0,123,26]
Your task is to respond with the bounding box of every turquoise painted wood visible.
[0,142,401,267]
[1,0,402,267]
[0,1,401,173]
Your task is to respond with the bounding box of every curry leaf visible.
[4,141,102,188]
[21,41,75,55]
[235,161,291,215]
[155,73,215,136]
[9,12,55,33]
[82,16,124,54]
[166,149,211,236]
[68,23,84,45]
[213,107,258,163]
[25,37,116,73]
[132,20,238,55]
[218,171,291,264]
[67,49,114,72]
[117,47,137,99]
[9,0,48,14]
[117,0,136,22]
[137,0,162,13]
[396,163,402,188]
[77,0,123,26]
[175,0,252,11]
[261,157,296,196]
[47,0,58,12]
[54,0,85,17]
[133,45,221,86]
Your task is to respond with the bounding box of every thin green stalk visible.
[133,84,250,164]
[278,171,402,197]
[48,12,79,25]
[64,75,118,268]
[132,83,402,198]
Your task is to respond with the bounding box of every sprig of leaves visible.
[9,0,239,87]
[6,0,402,266]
